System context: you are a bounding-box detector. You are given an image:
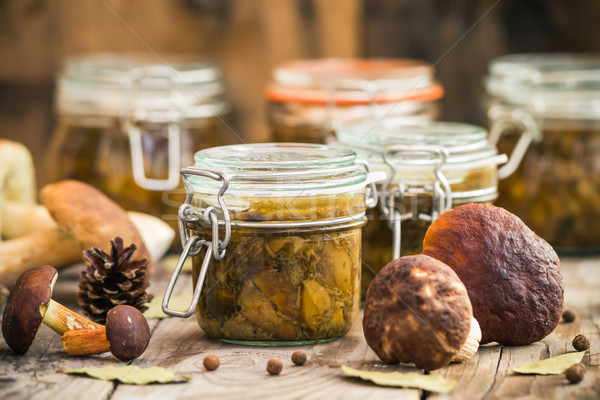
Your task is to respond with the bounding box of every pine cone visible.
[78,237,153,324]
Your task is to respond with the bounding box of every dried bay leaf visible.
[144,294,194,319]
[59,365,189,384]
[340,365,457,393]
[513,351,587,375]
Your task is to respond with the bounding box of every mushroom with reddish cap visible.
[363,254,479,371]
[0,180,155,286]
[61,305,151,361]
[1,265,102,354]
[422,203,563,345]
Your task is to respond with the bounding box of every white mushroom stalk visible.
[453,317,482,363]
[0,140,36,243]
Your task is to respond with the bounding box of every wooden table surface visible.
[1,256,599,400]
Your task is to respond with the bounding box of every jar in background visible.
[44,53,231,230]
[265,58,444,144]
[335,122,506,298]
[486,53,600,252]
[162,143,380,345]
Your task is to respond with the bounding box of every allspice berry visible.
[203,354,220,371]
[572,334,591,351]
[565,363,586,384]
[291,350,307,366]
[267,358,283,375]
[562,309,576,323]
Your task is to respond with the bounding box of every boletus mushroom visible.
[61,305,150,361]
[363,254,479,371]
[422,203,563,345]
[2,265,102,354]
[0,180,166,286]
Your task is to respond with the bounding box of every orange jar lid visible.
[265,58,444,105]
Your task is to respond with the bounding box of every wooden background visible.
[2,0,600,181]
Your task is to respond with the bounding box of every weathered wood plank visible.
[431,258,600,400]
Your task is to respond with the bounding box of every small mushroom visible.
[61,305,151,361]
[0,180,173,286]
[2,265,102,354]
[363,255,475,371]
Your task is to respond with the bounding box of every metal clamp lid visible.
[162,167,231,318]
[380,145,452,259]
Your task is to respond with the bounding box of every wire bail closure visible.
[162,167,231,318]
[125,68,184,191]
[380,145,452,259]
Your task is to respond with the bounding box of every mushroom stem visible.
[453,317,482,363]
[61,327,109,356]
[42,299,103,335]
[1,201,174,263]
[0,228,82,286]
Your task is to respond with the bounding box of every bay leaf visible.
[163,254,193,273]
[340,365,457,393]
[144,293,194,319]
[59,365,189,385]
[513,351,587,375]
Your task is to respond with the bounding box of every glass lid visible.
[265,58,443,105]
[57,52,227,117]
[485,53,600,118]
[190,143,371,194]
[335,121,505,170]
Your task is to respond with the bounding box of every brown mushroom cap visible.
[40,180,152,273]
[363,255,473,371]
[1,265,57,354]
[422,203,563,345]
[105,305,150,361]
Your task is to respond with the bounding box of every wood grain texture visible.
[1,258,599,399]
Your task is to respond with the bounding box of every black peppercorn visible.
[562,309,576,323]
[565,363,586,384]
[267,358,283,375]
[572,334,591,352]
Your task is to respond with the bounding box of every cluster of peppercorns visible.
[202,350,308,375]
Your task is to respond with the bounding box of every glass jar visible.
[44,53,231,229]
[162,143,381,345]
[334,122,507,298]
[486,53,600,252]
[265,58,443,144]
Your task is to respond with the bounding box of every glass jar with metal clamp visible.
[334,122,507,298]
[44,53,231,231]
[162,143,383,345]
[486,53,600,252]
[265,58,444,144]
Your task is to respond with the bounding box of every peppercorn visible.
[291,350,307,366]
[203,354,220,371]
[572,334,591,351]
[267,358,283,375]
[565,363,586,384]
[562,309,576,323]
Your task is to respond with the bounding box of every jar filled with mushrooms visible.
[265,58,444,144]
[44,53,232,232]
[486,53,600,252]
[334,122,507,299]
[163,143,382,345]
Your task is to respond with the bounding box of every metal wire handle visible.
[380,144,452,259]
[488,105,540,180]
[161,167,231,318]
